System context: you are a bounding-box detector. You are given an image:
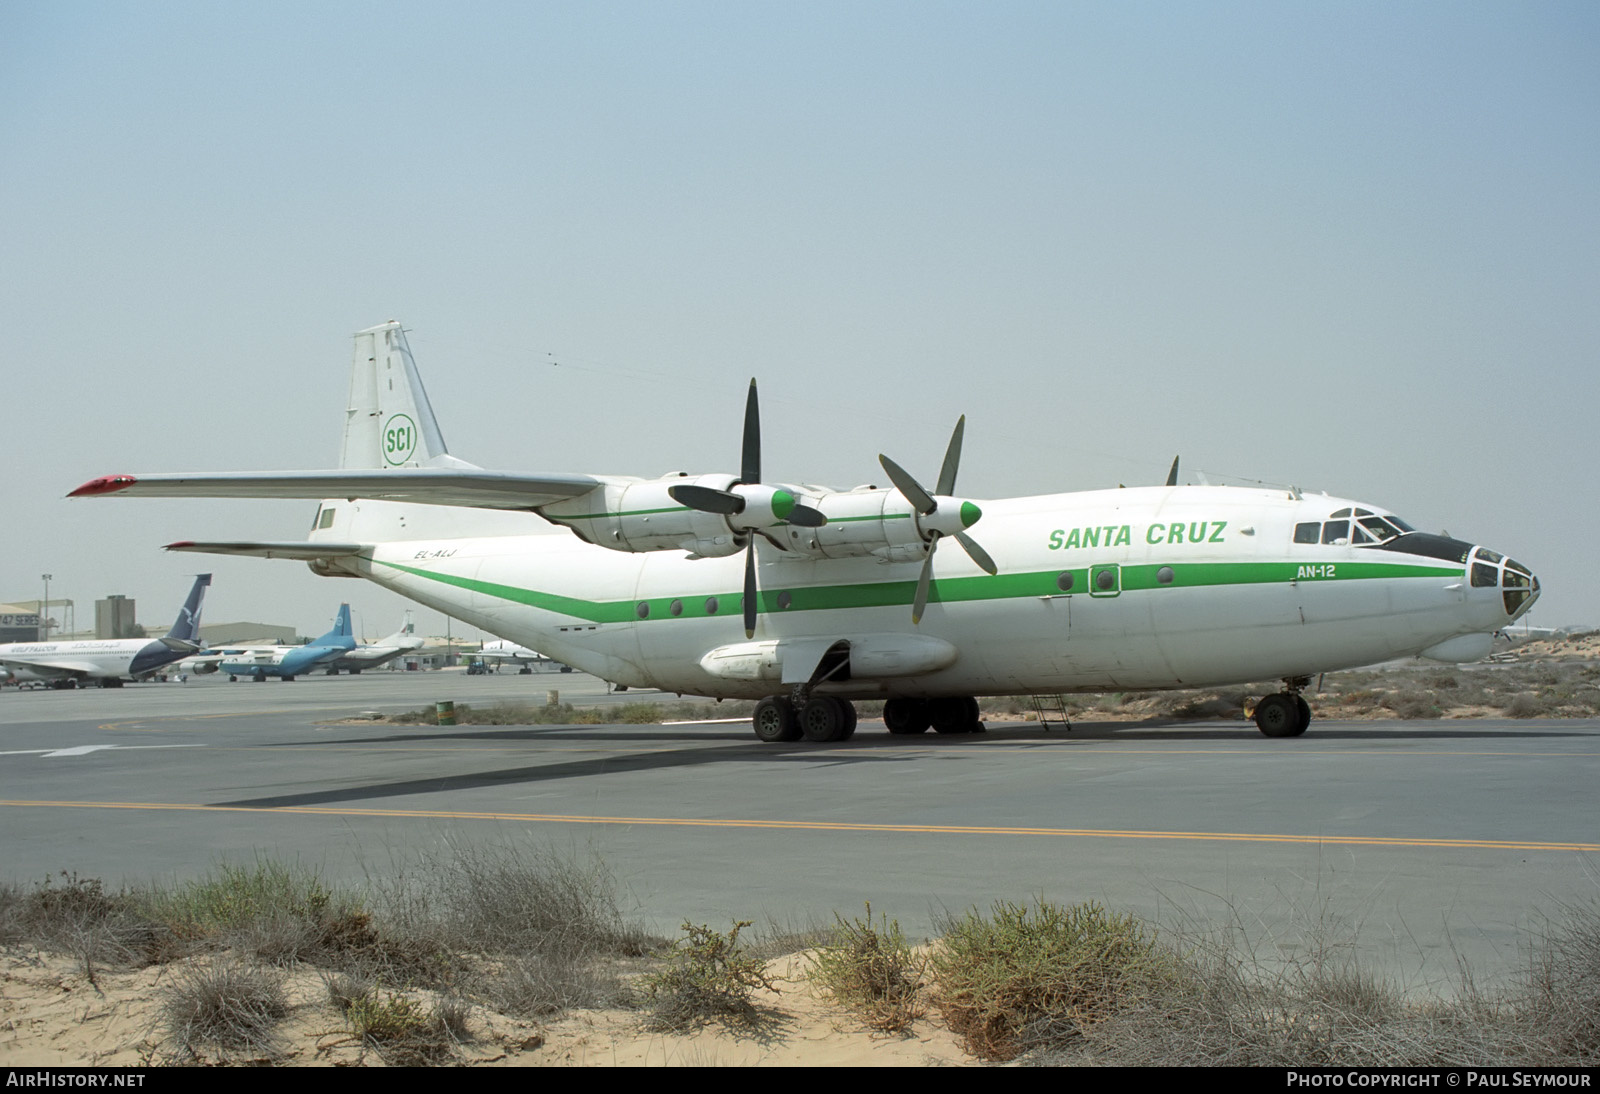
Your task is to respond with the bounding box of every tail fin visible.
[341,322,466,470]
[160,573,211,649]
[312,603,354,646]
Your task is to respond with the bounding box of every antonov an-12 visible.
[72,321,1539,741]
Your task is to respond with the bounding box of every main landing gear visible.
[1254,677,1313,738]
[748,693,986,743]
[752,694,857,743]
[883,696,985,735]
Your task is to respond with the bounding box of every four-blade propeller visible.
[879,416,998,624]
[673,381,998,633]
[668,380,827,638]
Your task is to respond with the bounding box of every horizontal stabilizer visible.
[164,541,370,560]
[71,469,604,510]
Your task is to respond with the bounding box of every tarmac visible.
[3,667,1597,990]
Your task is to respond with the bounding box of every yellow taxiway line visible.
[2,799,1595,853]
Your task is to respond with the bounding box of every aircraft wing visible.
[163,541,370,560]
[70,470,605,510]
[0,657,93,680]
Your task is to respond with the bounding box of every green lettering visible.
[1064,529,1081,549]
[1168,522,1185,544]
[1209,522,1226,543]
[1115,525,1131,547]
[1146,524,1165,545]
[1048,530,1063,550]
[1085,527,1100,548]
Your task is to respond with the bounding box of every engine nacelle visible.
[542,474,749,554]
[766,486,928,561]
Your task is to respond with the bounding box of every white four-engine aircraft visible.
[71,321,1539,740]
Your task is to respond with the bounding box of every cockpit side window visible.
[1295,512,1416,548]
[1359,516,1401,542]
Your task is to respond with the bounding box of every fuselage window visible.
[318,508,337,530]
[1294,522,1320,544]
[705,597,719,614]
[1321,520,1350,545]
[1472,563,1499,588]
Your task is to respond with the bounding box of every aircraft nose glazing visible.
[1469,546,1539,619]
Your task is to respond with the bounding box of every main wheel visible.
[930,696,980,734]
[838,701,858,740]
[800,696,848,742]
[1254,693,1300,737]
[883,698,931,735]
[1292,695,1312,737]
[753,696,800,743]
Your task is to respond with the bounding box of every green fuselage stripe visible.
[373,557,1462,624]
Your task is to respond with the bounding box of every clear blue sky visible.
[4,1,1596,636]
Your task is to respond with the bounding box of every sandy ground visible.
[0,949,971,1068]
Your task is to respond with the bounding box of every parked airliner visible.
[0,574,211,688]
[72,322,1538,739]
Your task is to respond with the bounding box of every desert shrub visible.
[143,859,373,964]
[338,984,460,1065]
[1038,933,1512,1067]
[0,873,169,974]
[808,903,926,1032]
[1382,688,1442,720]
[160,961,289,1059]
[370,840,654,1015]
[1522,902,1600,1062]
[931,898,1175,1061]
[1502,692,1546,718]
[641,920,777,1031]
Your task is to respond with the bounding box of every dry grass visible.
[160,960,290,1060]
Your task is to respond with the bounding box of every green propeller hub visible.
[771,489,796,522]
[960,501,982,528]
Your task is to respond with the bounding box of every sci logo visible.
[383,413,418,466]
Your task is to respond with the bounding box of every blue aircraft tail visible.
[159,573,212,649]
[311,603,356,649]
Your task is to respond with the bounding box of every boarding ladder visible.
[1028,693,1073,733]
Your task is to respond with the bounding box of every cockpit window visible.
[1358,517,1401,542]
[1294,511,1416,548]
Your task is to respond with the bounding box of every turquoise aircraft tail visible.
[310,603,355,648]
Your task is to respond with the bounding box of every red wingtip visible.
[163,541,196,551]
[68,474,139,497]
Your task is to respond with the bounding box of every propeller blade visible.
[936,416,965,497]
[878,454,936,514]
[785,503,827,528]
[668,484,745,515]
[1166,456,1180,487]
[743,542,758,638]
[953,531,998,575]
[741,379,761,485]
[911,534,939,624]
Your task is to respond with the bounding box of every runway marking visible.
[2,799,1595,853]
[0,745,203,758]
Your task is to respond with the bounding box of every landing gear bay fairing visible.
[71,322,1539,739]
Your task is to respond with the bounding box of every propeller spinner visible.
[668,380,825,637]
[878,416,998,624]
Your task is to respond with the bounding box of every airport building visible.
[95,594,140,639]
[0,605,42,642]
